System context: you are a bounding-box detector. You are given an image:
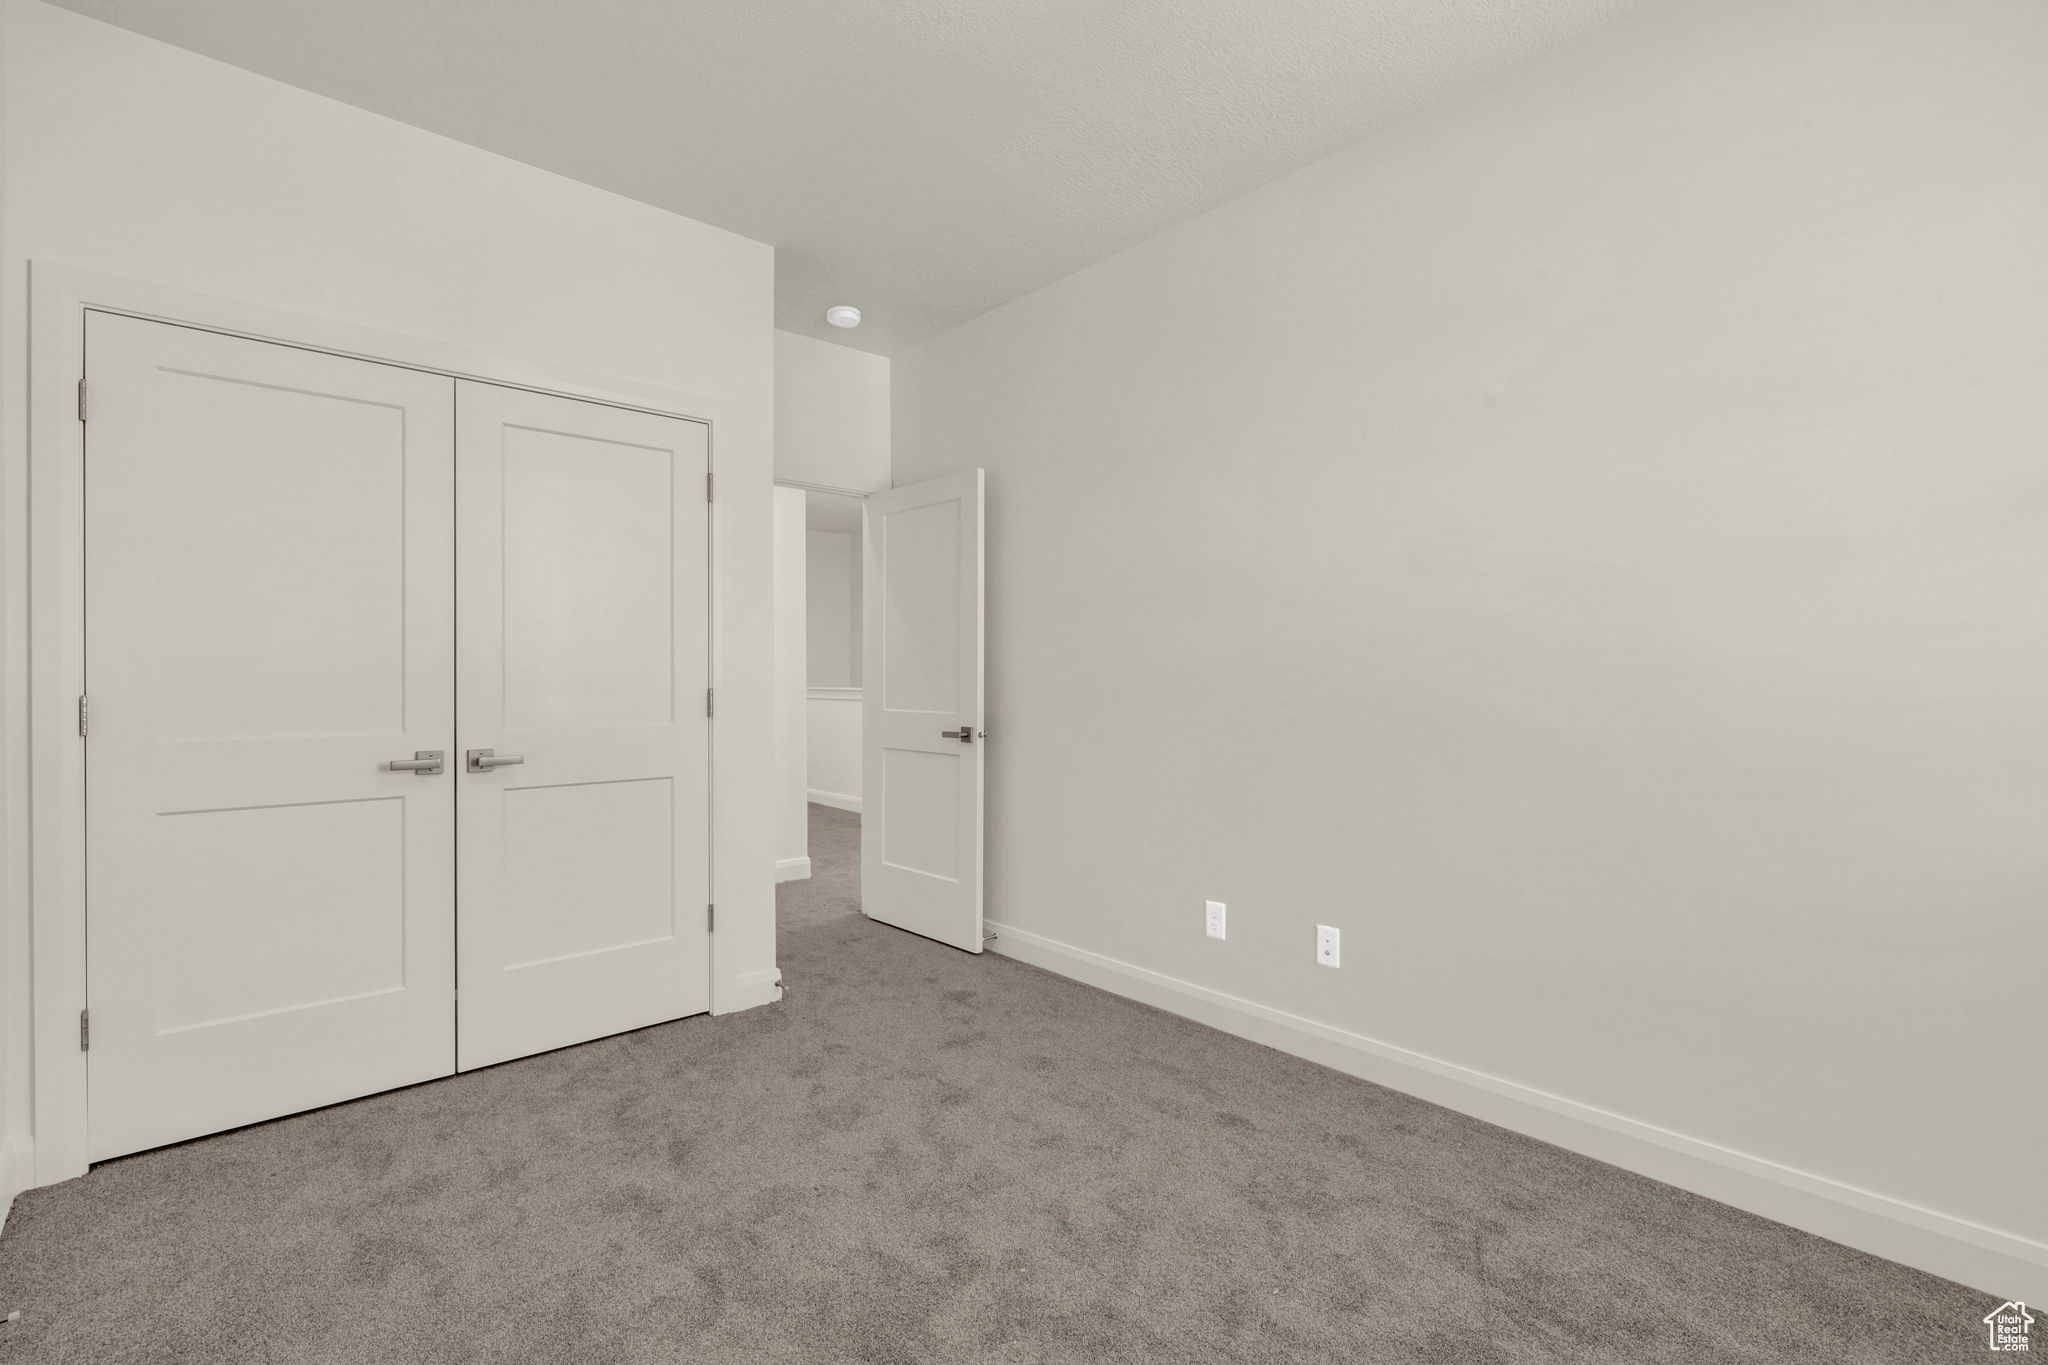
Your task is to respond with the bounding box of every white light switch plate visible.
[1206,900,1227,940]
[1316,924,1340,967]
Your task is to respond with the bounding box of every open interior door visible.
[861,470,985,951]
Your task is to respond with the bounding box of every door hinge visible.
[706,471,713,502]
[77,378,88,423]
[80,1008,90,1052]
[77,695,89,738]
[706,687,714,718]
[707,903,715,933]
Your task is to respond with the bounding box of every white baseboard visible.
[806,789,862,815]
[986,919,2047,1303]
[1,1134,35,1231]
[775,856,812,883]
[715,966,784,1015]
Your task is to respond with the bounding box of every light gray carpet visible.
[0,804,1986,1362]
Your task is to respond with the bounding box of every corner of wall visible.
[0,1134,35,1231]
[717,967,784,1016]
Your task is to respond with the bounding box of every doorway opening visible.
[801,489,868,823]
[773,471,987,953]
[773,483,868,892]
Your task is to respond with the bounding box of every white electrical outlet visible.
[1316,924,1340,968]
[1206,900,1227,940]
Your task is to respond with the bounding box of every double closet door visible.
[83,313,710,1162]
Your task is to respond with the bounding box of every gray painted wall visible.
[806,530,862,689]
[896,0,2046,1286]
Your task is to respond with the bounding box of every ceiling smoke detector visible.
[824,305,862,329]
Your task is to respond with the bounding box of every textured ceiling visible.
[47,0,1644,354]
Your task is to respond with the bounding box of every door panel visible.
[85,313,456,1161]
[879,501,962,714]
[152,799,408,1034]
[862,470,986,952]
[499,778,677,968]
[500,424,678,730]
[455,383,710,1071]
[146,375,409,741]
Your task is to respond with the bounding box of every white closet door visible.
[861,469,986,952]
[454,382,711,1071]
[84,313,456,1161]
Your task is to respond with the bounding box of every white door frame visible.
[22,261,753,1188]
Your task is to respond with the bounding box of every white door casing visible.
[454,382,712,1071]
[861,470,986,952]
[84,313,457,1160]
